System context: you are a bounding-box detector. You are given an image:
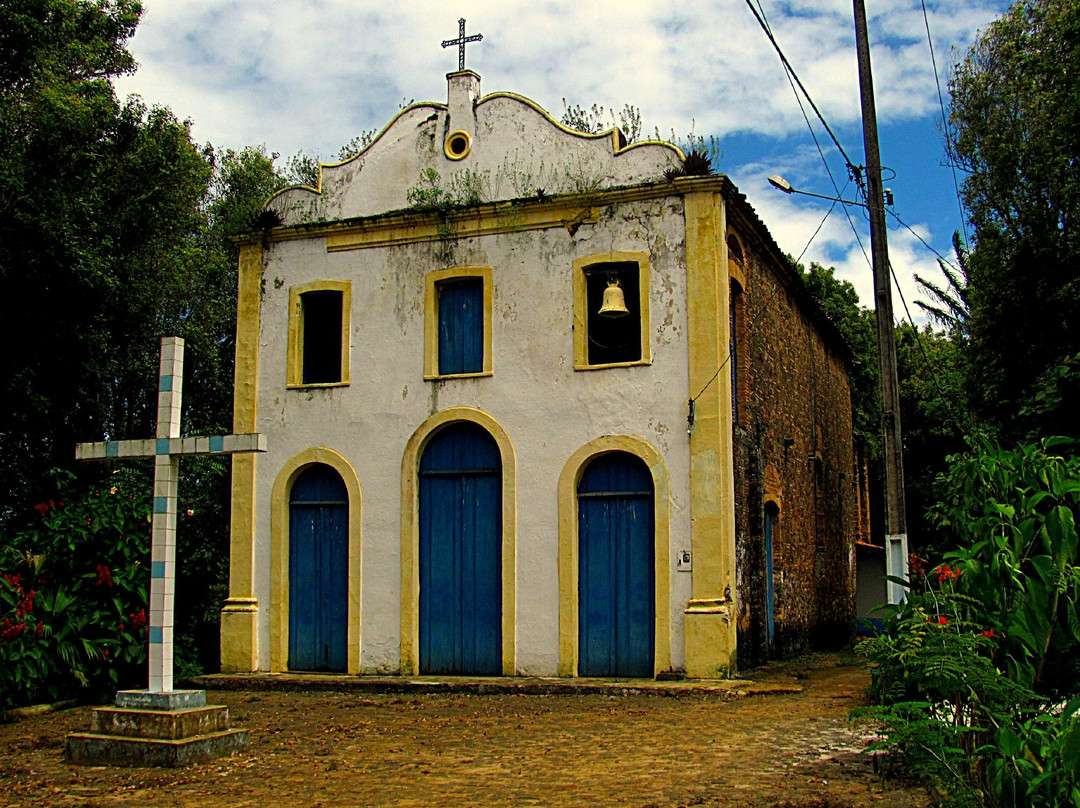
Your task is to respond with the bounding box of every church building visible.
[218,66,859,678]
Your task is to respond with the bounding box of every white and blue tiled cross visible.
[76,337,265,692]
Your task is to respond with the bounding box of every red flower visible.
[936,565,961,583]
[981,629,996,638]
[927,615,948,626]
[33,502,49,515]
[94,564,114,589]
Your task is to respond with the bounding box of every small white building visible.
[218,69,857,679]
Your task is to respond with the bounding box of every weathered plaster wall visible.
[269,73,681,226]
[727,213,858,664]
[252,196,694,675]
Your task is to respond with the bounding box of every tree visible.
[894,323,969,558]
[0,1,289,677]
[0,0,213,522]
[949,0,1080,441]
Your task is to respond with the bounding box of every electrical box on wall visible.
[677,550,692,571]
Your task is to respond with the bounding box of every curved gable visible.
[269,72,682,225]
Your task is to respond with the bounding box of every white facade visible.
[222,71,743,678]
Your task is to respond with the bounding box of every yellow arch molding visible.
[270,447,363,674]
[400,407,517,675]
[557,435,672,677]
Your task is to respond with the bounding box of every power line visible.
[748,0,878,277]
[744,0,859,173]
[920,0,970,248]
[887,208,960,273]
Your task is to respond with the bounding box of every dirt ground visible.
[1,654,929,808]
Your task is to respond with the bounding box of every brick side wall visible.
[727,219,858,666]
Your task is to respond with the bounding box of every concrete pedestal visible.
[66,690,249,768]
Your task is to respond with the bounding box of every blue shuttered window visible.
[438,278,484,375]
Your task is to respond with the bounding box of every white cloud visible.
[111,0,1001,321]
[115,0,1007,158]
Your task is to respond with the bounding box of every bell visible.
[598,279,630,318]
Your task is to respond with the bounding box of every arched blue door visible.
[289,464,348,672]
[578,452,654,677]
[765,504,777,648]
[419,422,502,675]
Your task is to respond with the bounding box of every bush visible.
[857,438,1080,807]
[0,470,151,709]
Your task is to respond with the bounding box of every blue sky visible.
[113,0,1010,319]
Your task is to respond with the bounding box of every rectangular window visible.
[287,280,351,388]
[424,266,493,380]
[438,278,484,375]
[302,290,343,384]
[573,252,651,371]
[586,263,641,365]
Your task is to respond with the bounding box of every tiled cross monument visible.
[66,336,264,767]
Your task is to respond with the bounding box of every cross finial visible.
[442,17,482,72]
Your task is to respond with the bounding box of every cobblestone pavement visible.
[1,654,928,807]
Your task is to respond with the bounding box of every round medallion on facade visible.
[444,130,472,161]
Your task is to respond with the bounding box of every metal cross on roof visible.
[76,337,266,693]
[442,18,482,72]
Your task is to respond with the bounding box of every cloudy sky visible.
[113,0,1009,319]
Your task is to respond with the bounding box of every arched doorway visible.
[288,464,349,671]
[764,502,779,648]
[419,422,502,674]
[577,452,655,677]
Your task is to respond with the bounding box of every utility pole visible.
[853,0,908,604]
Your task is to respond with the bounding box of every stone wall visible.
[727,205,858,665]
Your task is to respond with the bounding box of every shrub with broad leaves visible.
[0,470,151,710]
[857,437,1080,807]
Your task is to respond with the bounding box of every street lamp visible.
[767,175,867,208]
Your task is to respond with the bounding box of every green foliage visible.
[896,323,969,558]
[859,438,1080,806]
[560,99,642,142]
[928,437,1080,695]
[949,0,1080,439]
[0,471,151,709]
[0,0,210,525]
[0,0,289,684]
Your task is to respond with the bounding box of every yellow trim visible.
[245,180,733,250]
[423,266,494,380]
[726,231,747,289]
[221,242,263,673]
[444,129,472,161]
[572,251,652,371]
[682,189,738,677]
[286,279,352,388]
[557,436,672,677]
[269,447,363,675]
[400,407,517,676]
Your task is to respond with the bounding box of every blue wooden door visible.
[289,465,349,672]
[419,422,502,674]
[765,505,776,648]
[578,453,654,677]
